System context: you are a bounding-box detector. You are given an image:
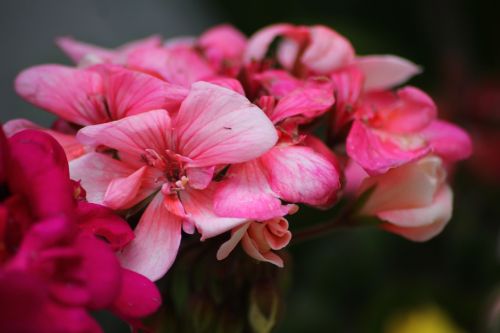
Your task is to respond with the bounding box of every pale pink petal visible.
[216,223,250,260]
[103,166,148,210]
[179,185,246,240]
[77,109,172,159]
[56,36,114,63]
[106,68,188,118]
[421,120,473,162]
[213,160,291,221]
[116,35,162,57]
[355,55,421,91]
[174,82,278,167]
[15,65,107,125]
[70,153,135,204]
[343,159,369,195]
[118,193,182,281]
[380,185,453,241]
[262,218,292,250]
[3,119,86,161]
[244,23,294,63]
[186,166,215,190]
[346,120,430,175]
[359,156,446,214]
[241,233,284,267]
[260,144,341,207]
[301,25,355,74]
[269,85,335,123]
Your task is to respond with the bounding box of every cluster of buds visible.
[2,23,472,331]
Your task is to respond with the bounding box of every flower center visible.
[142,149,189,194]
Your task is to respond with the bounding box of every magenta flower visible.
[0,128,161,332]
[70,82,278,280]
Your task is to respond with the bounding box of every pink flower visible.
[357,156,453,241]
[0,128,161,332]
[216,218,292,267]
[346,86,472,175]
[70,82,278,280]
[11,64,187,160]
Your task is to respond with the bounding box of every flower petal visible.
[15,65,107,125]
[214,160,291,221]
[421,120,473,162]
[118,193,182,281]
[346,120,430,175]
[216,223,250,260]
[301,25,355,74]
[77,109,172,160]
[180,185,246,240]
[355,55,421,91]
[106,68,188,118]
[380,185,453,241]
[241,233,284,267]
[103,166,148,210]
[175,82,278,167]
[244,24,294,63]
[260,144,341,207]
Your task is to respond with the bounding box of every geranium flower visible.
[70,82,278,280]
[0,128,161,332]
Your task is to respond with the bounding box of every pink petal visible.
[346,120,430,175]
[199,24,247,75]
[4,119,86,161]
[77,234,122,309]
[301,25,355,74]
[213,160,291,221]
[380,185,453,242]
[270,85,335,123]
[111,269,161,319]
[216,223,250,260]
[15,65,107,125]
[56,36,114,63]
[76,201,135,250]
[180,185,246,240]
[105,68,188,118]
[355,55,421,91]
[103,166,148,210]
[260,144,341,207]
[421,120,473,162]
[203,77,245,95]
[359,156,446,214]
[186,166,215,190]
[70,152,135,204]
[118,193,182,281]
[241,233,284,267]
[174,82,278,167]
[77,109,172,160]
[244,23,295,63]
[254,70,302,98]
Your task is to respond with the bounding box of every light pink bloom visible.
[346,86,472,175]
[216,218,292,267]
[13,64,187,160]
[56,35,162,66]
[358,156,453,241]
[71,82,278,280]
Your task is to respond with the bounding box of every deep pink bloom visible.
[70,82,278,280]
[346,86,472,175]
[0,128,161,332]
[217,218,292,267]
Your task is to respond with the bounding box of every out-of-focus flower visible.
[385,306,466,333]
[71,82,278,280]
[0,128,160,332]
[358,156,453,241]
[217,218,292,267]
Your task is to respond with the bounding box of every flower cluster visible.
[5,23,471,293]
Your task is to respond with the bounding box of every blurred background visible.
[1,0,499,332]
